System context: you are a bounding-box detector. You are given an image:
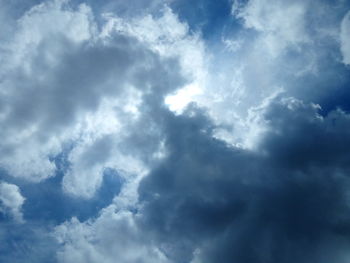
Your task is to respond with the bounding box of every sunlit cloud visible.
[1,0,350,262]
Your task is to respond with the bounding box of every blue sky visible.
[1,0,350,262]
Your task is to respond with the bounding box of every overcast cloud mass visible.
[1,0,350,262]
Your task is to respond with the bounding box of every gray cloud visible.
[54,210,171,263]
[2,1,350,263]
[137,97,350,263]
[0,0,187,190]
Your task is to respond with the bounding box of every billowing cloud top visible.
[1,0,350,262]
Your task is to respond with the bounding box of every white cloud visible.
[184,0,346,150]
[54,206,171,263]
[62,132,147,199]
[341,10,350,65]
[0,181,26,223]
[157,0,313,150]
[0,0,97,181]
[233,0,309,56]
[58,8,204,198]
[102,7,208,109]
[1,1,350,262]
[0,0,199,201]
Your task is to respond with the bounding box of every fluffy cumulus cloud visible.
[233,0,309,54]
[0,0,196,196]
[54,207,170,263]
[1,0,350,262]
[0,181,25,223]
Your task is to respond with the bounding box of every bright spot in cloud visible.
[164,83,202,113]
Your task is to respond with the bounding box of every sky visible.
[1,0,350,262]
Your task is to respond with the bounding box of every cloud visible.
[341,10,350,65]
[0,0,196,199]
[43,91,350,263]
[53,94,350,263]
[0,181,26,223]
[1,0,350,263]
[0,0,96,181]
[137,97,350,263]
[54,207,171,263]
[233,0,309,55]
[181,0,350,149]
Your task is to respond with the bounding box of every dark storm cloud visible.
[260,97,350,171]
[138,97,350,263]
